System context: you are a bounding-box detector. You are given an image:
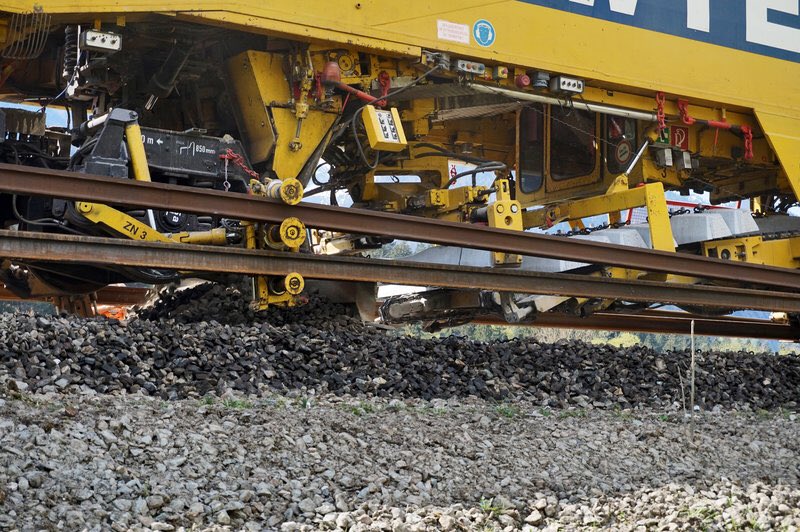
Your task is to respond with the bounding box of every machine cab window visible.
[550,106,597,180]
[518,105,544,193]
[605,116,637,174]
[516,105,604,202]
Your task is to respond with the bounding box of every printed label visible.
[671,126,690,150]
[437,20,470,44]
[473,19,496,47]
[614,139,633,165]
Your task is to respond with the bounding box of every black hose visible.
[11,195,83,235]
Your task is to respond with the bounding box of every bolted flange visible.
[284,272,304,295]
[279,217,306,248]
[279,178,303,205]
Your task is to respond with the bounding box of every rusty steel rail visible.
[2,164,800,290]
[3,230,800,313]
[475,311,800,341]
[0,285,152,306]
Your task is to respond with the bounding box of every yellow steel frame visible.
[2,3,789,203]
[8,1,799,120]
[522,177,675,253]
[125,123,152,183]
[703,235,800,270]
[4,0,800,316]
[79,200,305,308]
[756,111,800,201]
[75,202,229,245]
[487,178,523,266]
[226,50,338,182]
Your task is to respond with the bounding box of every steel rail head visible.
[482,313,799,339]
[1,163,800,290]
[475,312,800,341]
[2,230,800,314]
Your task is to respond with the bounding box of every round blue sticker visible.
[473,19,495,47]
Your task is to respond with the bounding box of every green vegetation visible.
[680,506,722,531]
[222,398,252,409]
[341,401,376,416]
[478,497,504,517]
[495,404,521,418]
[296,396,312,409]
[611,406,632,420]
[557,408,587,419]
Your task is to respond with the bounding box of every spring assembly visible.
[62,26,78,81]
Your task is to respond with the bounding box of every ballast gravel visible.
[0,283,799,530]
[0,392,798,531]
[0,304,798,409]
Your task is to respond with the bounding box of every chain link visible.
[222,158,231,192]
[741,125,754,161]
[655,91,666,132]
[219,148,260,192]
[558,220,631,237]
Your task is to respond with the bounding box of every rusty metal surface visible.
[93,286,152,306]
[2,164,800,290]
[475,311,800,341]
[2,230,800,313]
[0,285,151,305]
[3,275,792,339]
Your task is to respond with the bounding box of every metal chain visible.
[219,148,260,190]
[669,207,691,218]
[559,220,630,237]
[222,158,231,192]
[655,91,666,132]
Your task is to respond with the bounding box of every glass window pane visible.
[519,106,544,193]
[606,116,637,174]
[550,107,596,180]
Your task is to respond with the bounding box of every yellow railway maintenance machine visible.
[0,1,799,326]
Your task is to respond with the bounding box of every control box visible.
[361,106,408,152]
[454,59,486,75]
[80,30,122,53]
[549,75,584,94]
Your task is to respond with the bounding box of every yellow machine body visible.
[3,1,800,320]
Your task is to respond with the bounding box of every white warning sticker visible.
[437,20,470,44]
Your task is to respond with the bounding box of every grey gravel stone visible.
[1,292,799,408]
[297,497,316,513]
[0,296,799,532]
[112,498,132,512]
[525,509,543,525]
[187,502,204,517]
[315,502,336,515]
[216,509,231,525]
[145,495,165,510]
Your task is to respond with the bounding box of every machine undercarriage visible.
[2,5,800,337]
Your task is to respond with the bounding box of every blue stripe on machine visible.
[516,0,800,63]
